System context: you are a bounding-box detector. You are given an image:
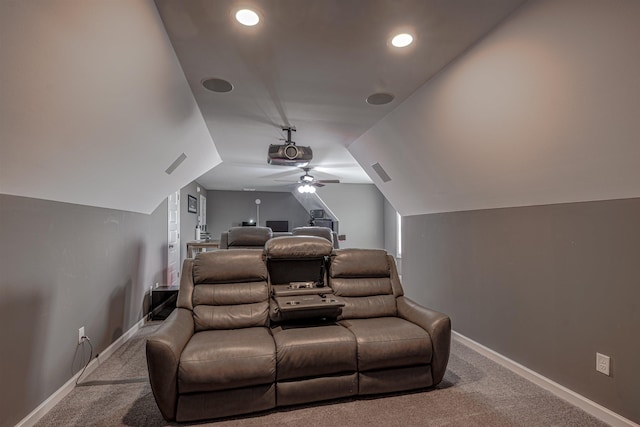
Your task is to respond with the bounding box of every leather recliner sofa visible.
[146,236,451,422]
[218,225,340,250]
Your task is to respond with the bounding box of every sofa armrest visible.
[146,308,194,421]
[397,296,451,385]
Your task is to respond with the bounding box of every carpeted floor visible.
[35,322,608,426]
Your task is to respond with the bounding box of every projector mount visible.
[280,126,298,159]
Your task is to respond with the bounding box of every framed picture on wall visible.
[188,195,197,213]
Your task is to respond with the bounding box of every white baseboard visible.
[452,331,639,427]
[15,317,147,427]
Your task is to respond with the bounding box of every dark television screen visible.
[266,220,289,232]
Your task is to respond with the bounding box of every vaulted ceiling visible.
[155,0,527,191]
[3,0,639,216]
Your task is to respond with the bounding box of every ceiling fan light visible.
[297,184,316,193]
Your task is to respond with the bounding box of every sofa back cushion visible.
[226,226,272,248]
[329,249,396,319]
[292,226,332,241]
[191,250,269,331]
[292,226,339,249]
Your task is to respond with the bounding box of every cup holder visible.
[286,301,301,305]
[288,282,314,289]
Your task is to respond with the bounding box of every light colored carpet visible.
[35,322,608,426]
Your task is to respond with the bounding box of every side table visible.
[186,240,220,258]
[150,285,180,320]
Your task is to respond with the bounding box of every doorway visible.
[167,191,180,287]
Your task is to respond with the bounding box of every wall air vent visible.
[165,153,187,175]
[371,162,391,183]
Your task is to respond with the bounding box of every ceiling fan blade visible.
[317,179,340,184]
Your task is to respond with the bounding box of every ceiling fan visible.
[298,167,340,188]
[296,167,339,193]
[276,166,341,193]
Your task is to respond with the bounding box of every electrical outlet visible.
[596,352,610,376]
[78,326,85,344]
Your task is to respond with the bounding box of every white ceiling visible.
[351,0,640,215]
[154,0,527,191]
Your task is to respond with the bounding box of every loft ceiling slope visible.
[155,0,527,192]
[350,0,640,216]
[0,0,220,214]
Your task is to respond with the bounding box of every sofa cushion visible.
[265,236,333,259]
[339,317,432,371]
[330,277,392,297]
[193,282,268,306]
[271,324,357,380]
[178,328,275,394]
[292,226,333,244]
[338,294,397,319]
[193,301,269,331]
[329,249,396,319]
[330,249,390,278]
[191,250,270,330]
[227,226,272,247]
[193,250,267,284]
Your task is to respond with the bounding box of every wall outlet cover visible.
[596,352,610,376]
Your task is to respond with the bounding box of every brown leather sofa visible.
[146,236,451,422]
[218,226,340,250]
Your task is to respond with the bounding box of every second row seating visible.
[219,225,339,249]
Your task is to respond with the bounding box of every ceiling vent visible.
[165,153,187,175]
[371,162,391,182]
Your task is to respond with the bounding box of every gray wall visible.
[316,184,385,249]
[403,198,640,423]
[206,190,310,239]
[383,197,398,256]
[0,194,166,427]
[383,198,401,273]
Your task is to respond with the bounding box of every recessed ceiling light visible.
[391,33,413,48]
[202,78,233,93]
[366,93,395,106]
[235,9,260,26]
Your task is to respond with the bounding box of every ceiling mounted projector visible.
[267,127,312,167]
